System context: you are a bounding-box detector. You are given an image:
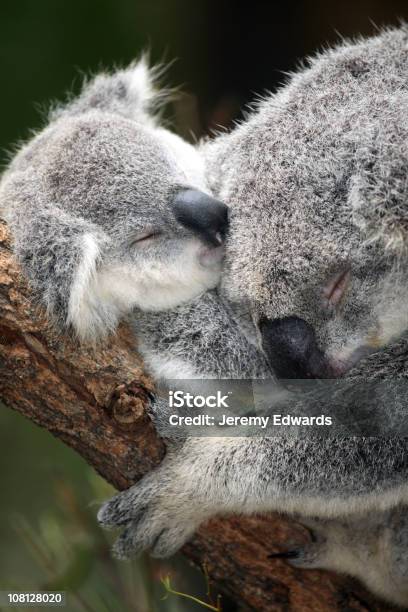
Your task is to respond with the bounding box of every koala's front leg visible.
[98,436,278,558]
[98,435,322,559]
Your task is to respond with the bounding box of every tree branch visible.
[0,220,396,611]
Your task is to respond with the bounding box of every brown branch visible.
[0,220,397,612]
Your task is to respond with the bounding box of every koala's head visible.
[210,27,408,379]
[1,60,228,341]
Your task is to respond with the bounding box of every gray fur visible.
[132,291,269,380]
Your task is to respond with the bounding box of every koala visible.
[98,27,408,607]
[0,60,228,341]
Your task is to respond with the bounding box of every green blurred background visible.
[2,1,408,610]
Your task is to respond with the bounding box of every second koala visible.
[100,27,408,607]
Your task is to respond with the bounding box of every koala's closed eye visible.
[322,269,351,310]
[130,230,162,246]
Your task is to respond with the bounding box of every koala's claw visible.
[268,521,327,569]
[268,549,301,560]
[268,544,323,568]
[110,520,164,560]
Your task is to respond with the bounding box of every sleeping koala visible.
[98,27,408,606]
[0,60,227,340]
[3,27,408,607]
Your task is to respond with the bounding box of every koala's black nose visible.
[259,316,332,379]
[172,188,229,246]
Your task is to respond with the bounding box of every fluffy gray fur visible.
[98,28,408,606]
[3,26,408,606]
[0,60,224,341]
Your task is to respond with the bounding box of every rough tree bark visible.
[0,219,398,612]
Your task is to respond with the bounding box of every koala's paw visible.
[97,471,199,559]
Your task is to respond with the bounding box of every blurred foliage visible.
[2,0,408,162]
[0,408,222,612]
[161,574,222,611]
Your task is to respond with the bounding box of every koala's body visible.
[0,60,228,341]
[4,26,408,607]
[98,27,408,606]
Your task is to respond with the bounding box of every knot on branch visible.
[108,381,154,428]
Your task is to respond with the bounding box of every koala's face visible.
[46,114,228,318]
[2,61,229,341]
[249,214,407,379]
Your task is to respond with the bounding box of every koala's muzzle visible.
[259,316,333,379]
[172,188,229,246]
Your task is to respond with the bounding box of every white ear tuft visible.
[126,57,155,112]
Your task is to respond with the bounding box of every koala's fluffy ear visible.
[350,141,408,252]
[52,57,163,123]
[12,205,115,342]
